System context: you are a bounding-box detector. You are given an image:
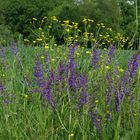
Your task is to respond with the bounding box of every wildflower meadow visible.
[0,4,140,140]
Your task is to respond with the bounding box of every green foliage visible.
[0,43,139,139]
[0,0,138,48]
[0,25,13,46]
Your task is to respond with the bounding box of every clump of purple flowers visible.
[34,57,55,108]
[126,51,140,79]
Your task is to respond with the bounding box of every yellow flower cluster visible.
[30,16,128,50]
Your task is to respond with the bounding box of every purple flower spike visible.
[115,94,120,112]
[127,53,140,79]
[92,49,100,69]
[89,110,101,130]
[106,45,115,65]
[68,43,78,91]
[58,61,65,81]
[34,61,45,88]
[80,89,89,105]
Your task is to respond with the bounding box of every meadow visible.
[0,17,140,140]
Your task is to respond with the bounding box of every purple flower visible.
[127,52,140,79]
[80,89,89,105]
[76,74,89,107]
[115,93,119,112]
[92,49,100,69]
[49,69,55,83]
[106,45,115,65]
[89,110,101,130]
[34,56,55,109]
[68,43,78,91]
[58,61,66,81]
[34,61,45,88]
[113,51,140,112]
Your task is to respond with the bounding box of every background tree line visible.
[0,0,139,48]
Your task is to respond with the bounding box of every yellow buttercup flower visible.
[43,16,47,19]
[69,133,74,137]
[95,100,99,103]
[41,56,44,59]
[105,66,110,69]
[51,16,58,21]
[24,94,28,98]
[63,20,69,25]
[48,25,52,29]
[65,28,70,32]
[36,38,43,42]
[45,44,49,49]
[86,51,91,54]
[32,17,37,21]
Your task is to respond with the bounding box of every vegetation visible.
[0,0,140,139]
[0,41,140,139]
[0,0,139,48]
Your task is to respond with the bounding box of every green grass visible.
[0,44,139,140]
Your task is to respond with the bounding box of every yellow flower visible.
[32,17,37,21]
[24,39,29,42]
[45,44,49,49]
[119,68,124,72]
[41,56,44,59]
[52,59,55,62]
[99,34,103,37]
[105,66,110,69]
[95,100,99,103]
[100,55,103,58]
[51,16,58,21]
[76,52,80,56]
[78,29,81,32]
[48,25,52,29]
[101,23,104,26]
[65,28,70,32]
[24,94,28,98]
[36,38,43,42]
[82,18,88,24]
[63,20,69,25]
[43,16,47,19]
[69,133,74,137]
[2,74,5,77]
[88,19,94,22]
[86,50,91,54]
[107,28,112,31]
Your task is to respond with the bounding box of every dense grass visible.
[0,42,140,140]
